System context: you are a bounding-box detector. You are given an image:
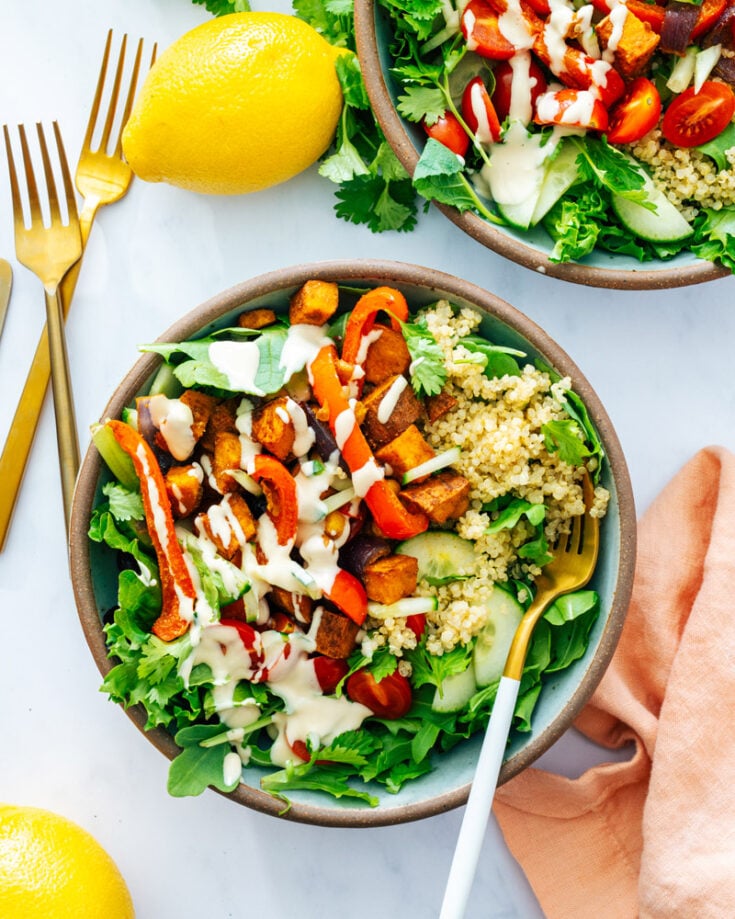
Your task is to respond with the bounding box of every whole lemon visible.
[122,12,344,195]
[0,804,135,919]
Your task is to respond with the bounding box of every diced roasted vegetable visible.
[289,279,339,326]
[269,586,314,624]
[425,389,458,423]
[313,607,361,658]
[376,424,436,479]
[251,396,295,461]
[597,11,660,79]
[200,397,239,453]
[212,431,243,494]
[360,374,423,448]
[364,324,412,384]
[400,471,471,524]
[237,308,277,330]
[164,463,204,518]
[364,554,419,605]
[179,389,218,442]
[196,492,257,559]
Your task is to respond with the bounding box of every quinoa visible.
[362,301,610,659]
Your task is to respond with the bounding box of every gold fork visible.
[440,472,601,919]
[3,122,83,532]
[0,31,156,551]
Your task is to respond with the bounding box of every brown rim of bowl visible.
[69,259,637,827]
[353,0,729,291]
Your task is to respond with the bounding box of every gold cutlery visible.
[440,472,600,919]
[0,31,156,551]
[3,122,83,533]
[0,258,11,339]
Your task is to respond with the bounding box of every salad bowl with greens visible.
[69,260,635,826]
[353,0,735,288]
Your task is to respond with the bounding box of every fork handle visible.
[439,676,521,919]
[0,201,98,551]
[44,286,80,534]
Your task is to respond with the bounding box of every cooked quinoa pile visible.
[362,301,610,660]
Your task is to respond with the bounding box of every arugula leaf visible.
[484,498,546,533]
[542,419,593,466]
[413,139,482,212]
[459,335,524,378]
[168,725,242,797]
[695,123,735,171]
[573,137,651,206]
[399,317,447,396]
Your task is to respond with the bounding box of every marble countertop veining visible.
[0,2,733,917]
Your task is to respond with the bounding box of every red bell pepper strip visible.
[326,569,368,625]
[249,454,298,546]
[310,345,428,541]
[341,287,409,366]
[107,419,196,641]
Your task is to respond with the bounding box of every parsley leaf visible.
[399,317,447,396]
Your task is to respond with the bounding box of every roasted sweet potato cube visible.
[597,11,659,79]
[425,390,458,423]
[237,307,277,330]
[269,586,314,625]
[400,471,471,524]
[196,492,256,559]
[314,607,360,659]
[251,396,295,461]
[165,463,204,518]
[178,389,218,442]
[212,431,242,493]
[364,324,411,384]
[375,425,435,480]
[200,397,239,452]
[289,279,339,326]
[360,374,422,448]
[364,554,419,605]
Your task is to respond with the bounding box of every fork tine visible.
[98,34,128,154]
[112,36,143,157]
[568,514,583,555]
[3,126,24,235]
[18,125,43,228]
[36,123,63,226]
[52,121,79,228]
[82,29,113,151]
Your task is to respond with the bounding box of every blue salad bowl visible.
[353,0,729,290]
[69,260,636,826]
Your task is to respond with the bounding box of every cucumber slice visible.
[472,585,524,687]
[91,421,139,491]
[432,666,477,713]
[612,173,693,243]
[530,140,580,225]
[397,531,477,586]
[496,192,541,231]
[148,362,183,398]
[367,596,438,620]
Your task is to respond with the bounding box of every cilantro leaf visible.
[103,481,144,522]
[397,85,447,124]
[335,171,418,232]
[542,419,593,466]
[573,137,651,207]
[191,0,250,14]
[399,318,447,396]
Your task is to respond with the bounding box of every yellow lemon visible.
[122,12,344,194]
[0,804,135,919]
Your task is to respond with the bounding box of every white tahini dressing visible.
[377,375,408,424]
[209,340,264,396]
[148,394,196,461]
[280,323,332,380]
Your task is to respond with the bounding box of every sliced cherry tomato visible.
[535,89,609,131]
[313,656,350,694]
[461,0,516,60]
[249,454,298,545]
[325,569,368,626]
[346,669,412,719]
[268,611,297,634]
[289,738,337,765]
[461,77,502,143]
[607,77,662,145]
[523,0,550,15]
[423,112,470,157]
[405,613,426,639]
[490,59,548,123]
[691,0,727,39]
[662,81,735,148]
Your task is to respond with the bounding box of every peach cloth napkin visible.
[493,446,735,919]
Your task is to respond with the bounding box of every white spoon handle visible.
[440,675,521,919]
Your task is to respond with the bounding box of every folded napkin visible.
[493,446,735,919]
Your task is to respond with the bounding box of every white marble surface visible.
[0,2,733,917]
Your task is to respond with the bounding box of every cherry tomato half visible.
[461,77,502,144]
[607,77,662,145]
[313,656,350,694]
[461,0,516,61]
[491,59,548,123]
[405,613,426,640]
[346,669,412,719]
[219,618,263,667]
[662,81,735,148]
[535,89,609,131]
[423,112,470,157]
